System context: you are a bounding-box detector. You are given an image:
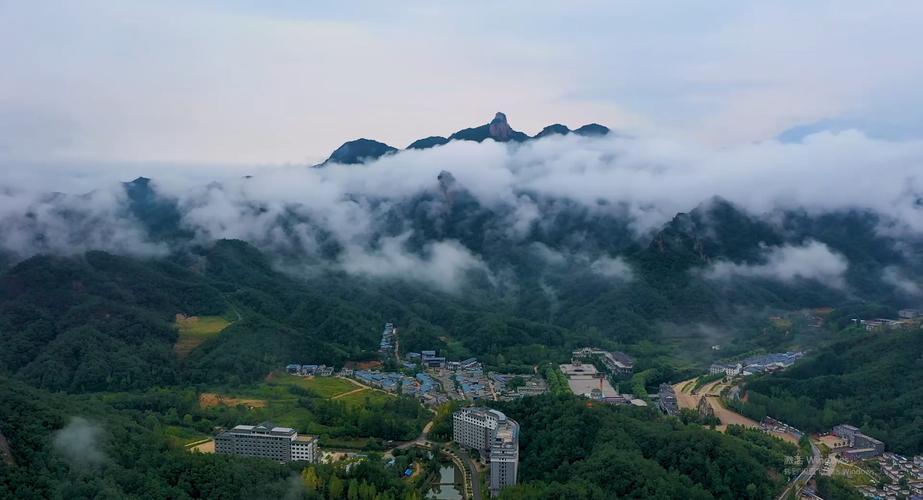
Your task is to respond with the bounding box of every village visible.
[284,324,550,408]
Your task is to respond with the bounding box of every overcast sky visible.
[2,0,923,166]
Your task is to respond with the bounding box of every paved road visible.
[777,441,821,500]
[455,447,483,500]
[384,411,483,500]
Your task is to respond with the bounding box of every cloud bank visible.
[705,241,849,289]
[0,130,922,290]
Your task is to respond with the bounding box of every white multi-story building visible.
[453,408,519,496]
[489,419,519,496]
[215,422,318,463]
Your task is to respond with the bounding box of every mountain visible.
[534,123,571,138]
[574,123,611,136]
[447,112,531,143]
[406,135,449,149]
[320,138,398,166]
[319,112,613,162]
[732,328,923,455]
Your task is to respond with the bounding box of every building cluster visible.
[708,351,803,378]
[405,350,478,370]
[855,453,923,499]
[215,422,318,463]
[899,308,923,319]
[833,424,886,461]
[658,383,679,416]
[379,322,397,357]
[453,408,519,496]
[350,369,447,405]
[404,351,502,401]
[285,364,334,377]
[455,364,493,400]
[571,347,635,375]
[759,417,803,439]
[489,372,548,401]
[856,316,921,332]
[558,362,647,407]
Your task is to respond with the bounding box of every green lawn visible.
[174,315,232,357]
[164,425,209,448]
[337,388,394,407]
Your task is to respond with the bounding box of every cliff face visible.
[489,112,515,141]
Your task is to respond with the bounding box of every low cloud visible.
[883,266,922,296]
[338,233,488,292]
[52,417,107,470]
[0,185,167,260]
[589,255,634,281]
[530,242,567,266]
[1,130,922,293]
[704,241,849,289]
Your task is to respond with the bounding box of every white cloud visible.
[705,241,849,289]
[2,130,923,294]
[590,256,633,281]
[52,417,107,470]
[337,233,488,292]
[883,266,922,296]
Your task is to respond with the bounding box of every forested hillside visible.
[495,395,798,499]
[0,376,425,499]
[734,328,923,455]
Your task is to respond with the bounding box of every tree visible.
[348,478,359,500]
[328,476,344,499]
[303,467,321,493]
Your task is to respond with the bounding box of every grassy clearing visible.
[174,315,232,357]
[164,425,209,448]
[834,462,876,487]
[269,373,356,398]
[198,392,268,409]
[337,388,394,407]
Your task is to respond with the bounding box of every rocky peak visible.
[488,112,514,141]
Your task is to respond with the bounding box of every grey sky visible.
[2,0,923,165]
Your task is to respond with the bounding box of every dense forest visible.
[1,230,899,396]
[733,328,923,455]
[1,374,810,500]
[2,177,922,498]
[0,376,427,499]
[493,395,798,499]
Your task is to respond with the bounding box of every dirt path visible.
[673,378,799,444]
[337,376,394,397]
[673,377,701,409]
[331,387,367,400]
[708,396,800,444]
[189,439,215,454]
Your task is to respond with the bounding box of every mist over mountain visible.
[2,115,922,299]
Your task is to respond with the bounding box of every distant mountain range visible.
[318,112,611,166]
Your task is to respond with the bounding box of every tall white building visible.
[453,408,519,496]
[215,422,318,463]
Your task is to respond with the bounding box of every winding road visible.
[777,441,821,500]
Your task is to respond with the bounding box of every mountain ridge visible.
[318,111,612,166]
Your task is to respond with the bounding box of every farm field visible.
[174,314,232,357]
